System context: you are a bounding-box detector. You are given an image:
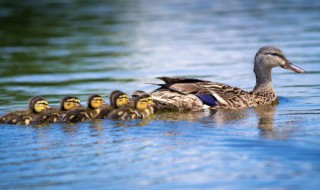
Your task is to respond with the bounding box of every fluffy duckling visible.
[0,96,50,125]
[131,90,155,113]
[62,94,105,123]
[31,96,81,125]
[96,90,130,119]
[107,93,155,120]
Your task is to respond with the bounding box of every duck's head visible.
[110,91,130,108]
[254,46,305,73]
[29,96,50,113]
[134,93,155,111]
[61,96,82,111]
[88,94,105,109]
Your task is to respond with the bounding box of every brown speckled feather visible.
[107,106,153,120]
[151,77,277,111]
[31,109,63,125]
[95,105,114,119]
[62,108,100,123]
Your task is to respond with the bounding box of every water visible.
[1,0,320,189]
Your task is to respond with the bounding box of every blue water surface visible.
[0,0,320,189]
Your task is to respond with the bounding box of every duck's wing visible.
[62,108,89,123]
[31,109,61,125]
[107,107,141,120]
[153,77,255,109]
[95,105,113,119]
[0,111,28,123]
[157,76,208,84]
[3,111,34,125]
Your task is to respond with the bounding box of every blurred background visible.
[0,0,320,189]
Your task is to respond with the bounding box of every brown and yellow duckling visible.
[107,93,155,120]
[131,90,155,113]
[0,96,50,125]
[95,90,130,119]
[62,94,105,123]
[31,96,81,125]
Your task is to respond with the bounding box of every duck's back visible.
[107,107,142,120]
[0,110,35,125]
[151,77,262,110]
[62,108,100,123]
[95,105,113,119]
[31,109,62,125]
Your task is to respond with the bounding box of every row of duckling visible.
[0,91,155,125]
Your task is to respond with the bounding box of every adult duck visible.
[150,46,305,111]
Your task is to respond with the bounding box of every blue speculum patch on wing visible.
[196,94,218,107]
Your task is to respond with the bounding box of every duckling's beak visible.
[147,103,155,108]
[46,105,52,109]
[281,59,306,73]
[103,101,107,105]
[77,103,82,107]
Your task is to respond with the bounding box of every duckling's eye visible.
[94,98,103,102]
[38,101,48,106]
[120,95,129,100]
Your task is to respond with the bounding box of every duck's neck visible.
[252,64,276,97]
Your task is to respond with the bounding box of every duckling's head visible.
[110,91,130,108]
[88,94,105,109]
[134,93,155,111]
[29,96,50,113]
[61,96,82,111]
[131,90,146,99]
[254,46,305,73]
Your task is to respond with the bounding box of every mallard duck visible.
[151,46,306,111]
[95,90,130,119]
[0,96,50,125]
[107,93,155,120]
[61,94,105,123]
[31,96,81,125]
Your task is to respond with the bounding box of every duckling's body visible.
[151,46,305,111]
[107,93,154,120]
[95,91,130,119]
[0,96,50,125]
[31,96,81,125]
[62,94,105,123]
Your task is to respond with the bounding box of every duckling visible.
[62,94,105,123]
[107,93,155,120]
[95,90,130,119]
[0,96,50,125]
[131,90,155,113]
[31,96,81,125]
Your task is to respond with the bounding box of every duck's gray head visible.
[254,46,305,73]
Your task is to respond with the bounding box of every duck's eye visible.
[269,53,284,59]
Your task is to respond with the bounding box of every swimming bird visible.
[107,93,155,120]
[62,94,105,123]
[31,96,81,125]
[150,46,306,111]
[0,96,51,125]
[95,90,130,119]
